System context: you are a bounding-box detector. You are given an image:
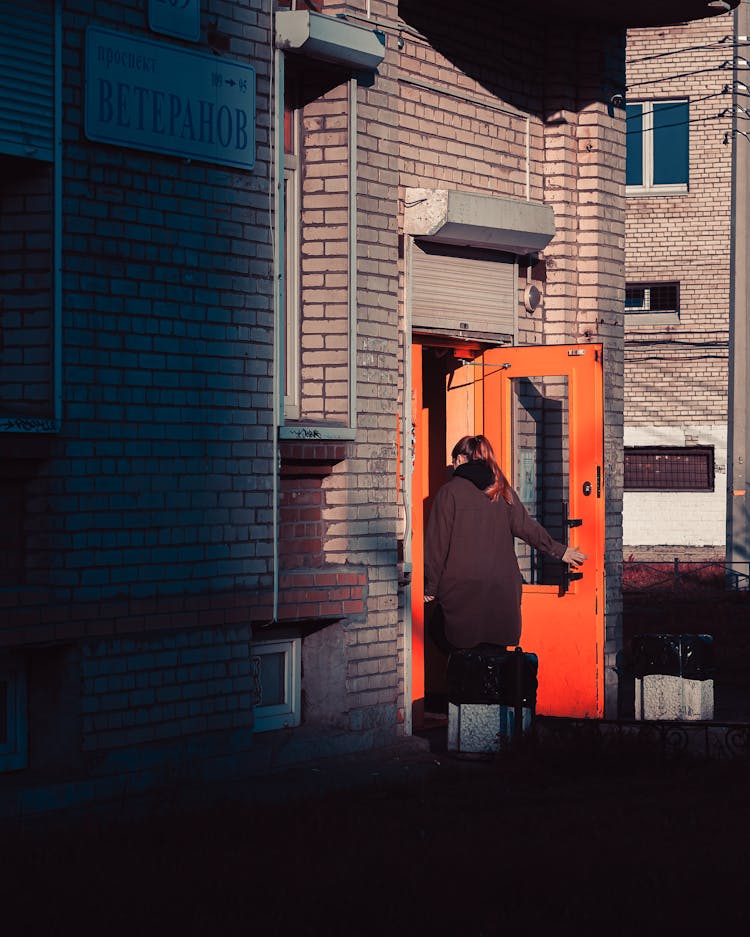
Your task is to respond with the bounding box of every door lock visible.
[582,481,592,496]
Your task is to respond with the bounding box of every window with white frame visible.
[625,281,679,322]
[251,635,301,732]
[0,656,27,772]
[626,100,689,195]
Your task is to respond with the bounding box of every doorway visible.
[410,339,605,727]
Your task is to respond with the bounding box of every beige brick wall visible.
[625,16,732,426]
[292,2,628,719]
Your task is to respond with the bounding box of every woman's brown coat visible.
[424,474,567,648]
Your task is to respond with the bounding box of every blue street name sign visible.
[84,27,255,170]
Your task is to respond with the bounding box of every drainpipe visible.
[53,0,62,427]
[348,75,358,432]
[727,0,750,585]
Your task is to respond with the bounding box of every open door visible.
[411,341,604,723]
[479,343,604,717]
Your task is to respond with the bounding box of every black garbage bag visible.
[630,633,714,679]
[447,645,538,707]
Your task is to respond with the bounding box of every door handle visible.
[559,500,584,597]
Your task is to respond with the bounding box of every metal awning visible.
[275,10,385,71]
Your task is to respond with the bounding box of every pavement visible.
[4,722,750,937]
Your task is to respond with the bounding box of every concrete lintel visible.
[404,188,555,255]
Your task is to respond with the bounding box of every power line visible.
[626,35,737,65]
[625,111,733,136]
[627,62,736,89]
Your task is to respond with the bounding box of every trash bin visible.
[631,634,714,721]
[446,646,537,753]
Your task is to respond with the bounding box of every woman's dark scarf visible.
[453,459,494,492]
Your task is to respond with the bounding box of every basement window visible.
[624,446,714,492]
[625,282,679,321]
[251,635,301,732]
[0,655,27,772]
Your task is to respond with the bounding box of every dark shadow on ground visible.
[3,739,750,936]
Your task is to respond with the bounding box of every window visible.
[0,1,59,432]
[283,101,301,420]
[624,446,714,491]
[625,282,679,322]
[0,656,27,772]
[626,100,689,194]
[251,635,301,732]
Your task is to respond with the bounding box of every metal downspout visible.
[348,75,358,433]
[53,0,62,427]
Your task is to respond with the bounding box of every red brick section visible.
[279,441,347,571]
[277,439,365,618]
[276,569,367,621]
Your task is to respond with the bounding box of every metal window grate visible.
[625,282,679,314]
[624,446,714,491]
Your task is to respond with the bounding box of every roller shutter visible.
[411,240,516,341]
[0,0,55,161]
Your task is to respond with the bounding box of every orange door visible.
[478,344,605,717]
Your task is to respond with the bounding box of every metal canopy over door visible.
[478,343,605,717]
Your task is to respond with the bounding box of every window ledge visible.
[279,424,356,442]
[626,185,689,197]
[625,313,680,327]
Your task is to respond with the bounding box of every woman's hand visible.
[562,546,587,567]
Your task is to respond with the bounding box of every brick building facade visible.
[0,0,733,815]
[624,11,735,560]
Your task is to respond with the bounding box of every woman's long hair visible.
[451,434,513,504]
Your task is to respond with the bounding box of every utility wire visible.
[625,111,733,136]
[627,62,737,89]
[626,35,739,65]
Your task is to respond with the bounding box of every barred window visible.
[625,282,679,316]
[624,446,714,491]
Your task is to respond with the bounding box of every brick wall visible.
[625,15,731,425]
[80,626,253,755]
[41,0,274,605]
[298,77,351,424]
[0,0,275,806]
[624,15,732,555]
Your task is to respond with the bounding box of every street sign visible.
[84,27,255,170]
[148,0,200,43]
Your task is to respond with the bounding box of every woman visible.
[424,434,586,650]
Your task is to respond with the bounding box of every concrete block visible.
[634,675,714,721]
[447,702,533,753]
